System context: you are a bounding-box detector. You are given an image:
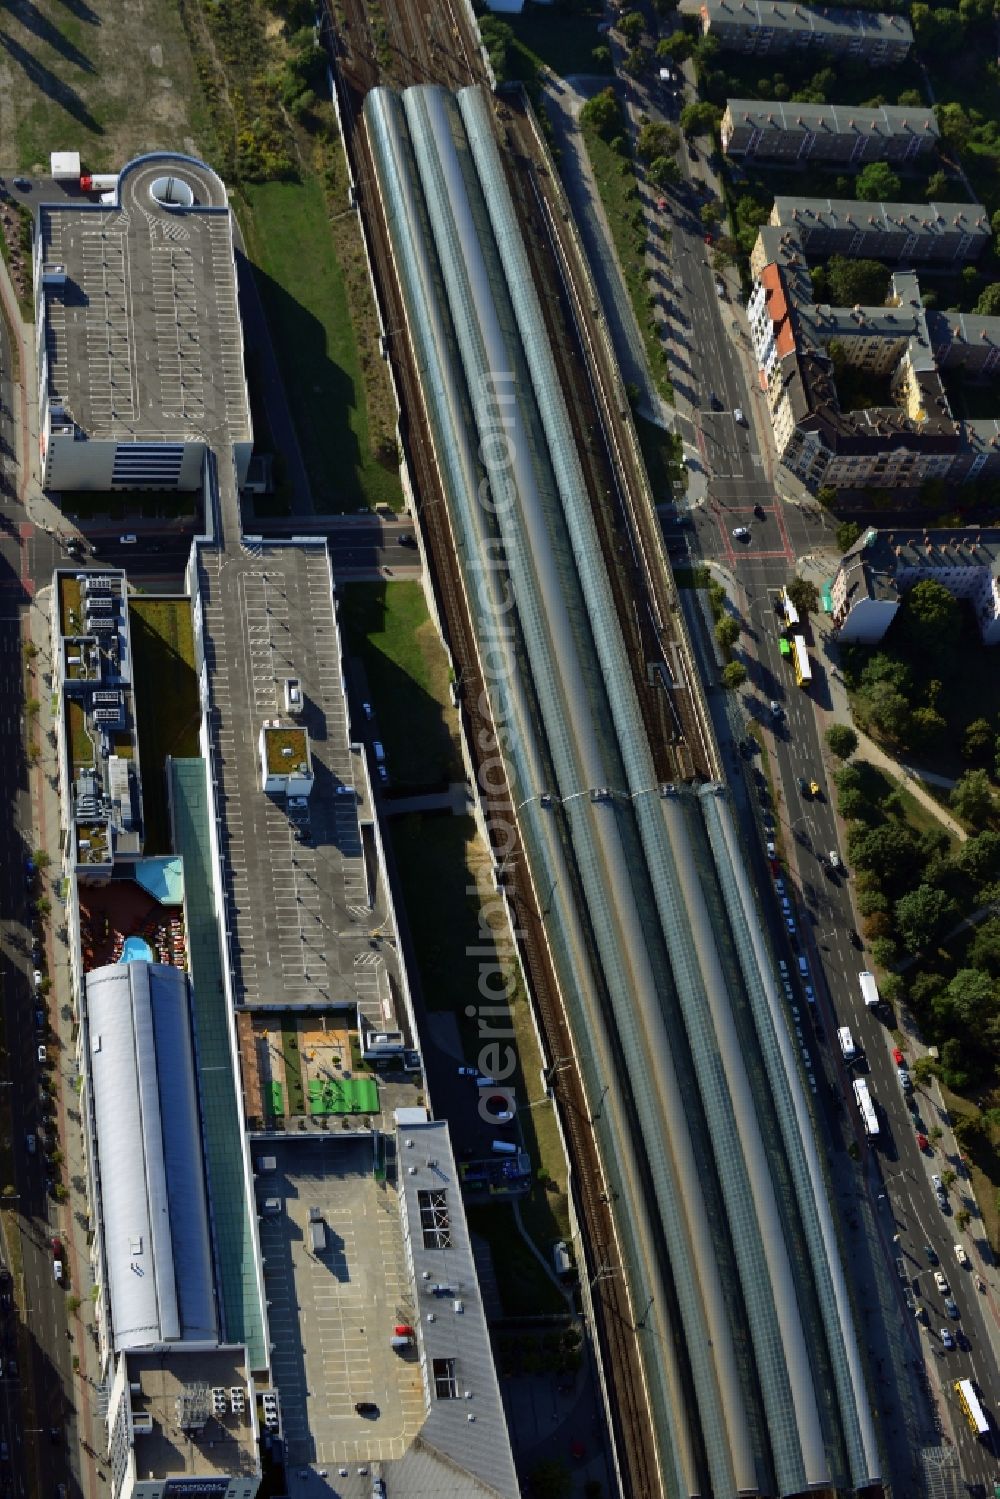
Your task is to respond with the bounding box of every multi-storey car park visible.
[40,150,518,1499]
[364,80,882,1499]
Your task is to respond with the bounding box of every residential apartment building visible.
[747,223,1000,491]
[721,100,938,164]
[764,196,990,264]
[698,0,913,61]
[832,527,1000,643]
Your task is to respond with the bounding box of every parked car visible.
[734,407,745,424]
[53,1260,63,1283]
[732,526,750,542]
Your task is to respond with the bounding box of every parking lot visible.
[255,1141,424,1467]
[197,541,401,1019]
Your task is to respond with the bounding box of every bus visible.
[859,971,880,1010]
[781,588,800,631]
[955,1379,989,1437]
[853,1078,879,1137]
[792,635,812,688]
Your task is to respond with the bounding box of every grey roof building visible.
[768,196,990,263]
[34,151,252,492]
[696,0,913,60]
[395,1116,519,1499]
[832,526,1000,643]
[721,99,938,163]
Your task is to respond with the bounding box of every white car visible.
[37,1045,46,1064]
[362,701,373,720]
[934,1270,950,1296]
[940,1326,954,1350]
[955,1244,970,1268]
[53,1260,63,1283]
[766,841,777,858]
[828,851,841,868]
[732,526,750,541]
[734,407,746,424]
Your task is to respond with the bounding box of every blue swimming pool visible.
[120,936,154,964]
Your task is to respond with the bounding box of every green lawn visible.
[281,1030,305,1116]
[129,600,200,855]
[581,123,673,405]
[339,582,460,788]
[465,1204,567,1317]
[0,0,213,172]
[239,179,403,515]
[506,3,612,80]
[390,813,494,1015]
[61,491,196,521]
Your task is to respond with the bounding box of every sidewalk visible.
[25,588,106,1497]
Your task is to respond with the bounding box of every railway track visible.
[326,8,678,1494]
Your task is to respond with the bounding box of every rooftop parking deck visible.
[196,541,402,1018]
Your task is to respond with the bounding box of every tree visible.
[785,577,818,615]
[856,888,889,917]
[34,849,51,870]
[857,680,910,742]
[941,1168,957,1191]
[913,5,965,55]
[825,256,890,307]
[847,822,918,892]
[897,88,925,107]
[917,1055,941,1091]
[825,724,858,761]
[699,200,722,228]
[817,486,839,510]
[836,521,862,552]
[722,661,747,689]
[656,31,692,62]
[622,46,646,76]
[905,705,947,753]
[958,831,1000,889]
[935,101,973,152]
[856,161,902,202]
[580,88,623,142]
[637,120,680,160]
[679,101,720,136]
[592,44,612,67]
[880,972,905,1005]
[648,155,681,189]
[974,282,1000,317]
[943,967,998,1027]
[715,615,739,648]
[969,915,1000,975]
[894,884,958,951]
[962,717,994,763]
[619,10,645,43]
[951,768,994,827]
[870,936,898,968]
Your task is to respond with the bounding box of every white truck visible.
[308,1207,326,1253]
[858,971,880,1010]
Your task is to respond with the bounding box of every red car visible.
[656,197,668,212]
[892,1048,904,1066]
[916,1133,929,1152]
[50,1236,62,1257]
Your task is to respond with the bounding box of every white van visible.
[837,1026,856,1061]
[797,956,809,978]
[372,741,386,764]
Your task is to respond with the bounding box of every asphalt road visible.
[0,311,75,1498]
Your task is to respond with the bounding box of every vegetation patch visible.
[466,1204,566,1317]
[129,600,200,854]
[339,583,460,788]
[488,4,613,83]
[579,88,673,403]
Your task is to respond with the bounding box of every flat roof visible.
[196,541,403,1015]
[726,99,937,137]
[125,1347,258,1482]
[37,152,251,445]
[263,723,309,775]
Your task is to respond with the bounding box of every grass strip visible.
[579,122,673,404]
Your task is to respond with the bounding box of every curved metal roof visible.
[86,961,217,1351]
